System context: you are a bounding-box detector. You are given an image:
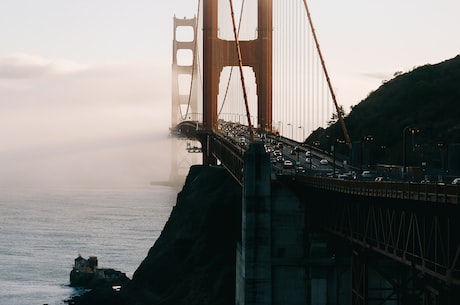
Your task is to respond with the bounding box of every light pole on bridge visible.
[287,123,293,139]
[298,126,305,142]
[332,139,346,177]
[402,126,420,178]
[360,135,374,174]
[437,142,449,177]
[277,121,283,136]
[311,141,321,169]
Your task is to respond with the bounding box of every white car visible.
[296,166,305,173]
[283,160,294,168]
[273,150,282,157]
[320,159,328,165]
[361,171,373,179]
[452,178,460,185]
[305,157,312,164]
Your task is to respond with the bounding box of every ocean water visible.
[0,184,179,305]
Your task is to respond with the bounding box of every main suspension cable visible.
[218,0,246,120]
[228,0,254,141]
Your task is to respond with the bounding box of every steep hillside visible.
[307,54,460,166]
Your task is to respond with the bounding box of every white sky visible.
[0,0,459,186]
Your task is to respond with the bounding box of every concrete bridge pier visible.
[236,141,272,305]
[236,142,307,305]
[270,183,307,304]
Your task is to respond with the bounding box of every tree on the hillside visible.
[327,105,346,126]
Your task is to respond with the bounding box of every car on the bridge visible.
[296,165,305,173]
[305,157,312,164]
[305,150,311,157]
[338,172,355,180]
[320,159,328,165]
[452,177,460,185]
[283,160,294,169]
[361,171,373,179]
[264,144,273,153]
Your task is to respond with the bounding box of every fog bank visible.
[0,54,182,187]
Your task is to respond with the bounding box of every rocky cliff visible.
[70,165,242,305]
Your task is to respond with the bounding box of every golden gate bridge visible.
[171,0,350,145]
[169,1,460,304]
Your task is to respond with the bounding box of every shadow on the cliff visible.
[68,165,242,305]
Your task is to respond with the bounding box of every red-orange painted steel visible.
[202,0,273,133]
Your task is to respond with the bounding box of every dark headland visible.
[68,165,241,305]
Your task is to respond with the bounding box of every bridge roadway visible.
[175,120,460,205]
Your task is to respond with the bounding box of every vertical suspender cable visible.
[286,1,289,130]
[290,1,294,132]
[286,1,290,133]
[317,45,320,127]
[295,0,302,139]
[307,13,310,135]
[283,0,287,133]
[280,0,284,133]
[302,0,352,149]
[292,1,295,134]
[276,0,280,131]
[274,0,278,130]
[300,3,304,137]
[310,31,313,133]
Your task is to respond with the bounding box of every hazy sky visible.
[0,0,459,186]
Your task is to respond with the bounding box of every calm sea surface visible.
[0,184,179,305]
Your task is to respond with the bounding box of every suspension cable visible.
[228,0,254,141]
[302,0,352,149]
[218,0,246,119]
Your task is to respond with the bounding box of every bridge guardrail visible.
[294,175,460,204]
[211,134,244,184]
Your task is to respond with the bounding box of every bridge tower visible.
[171,16,200,127]
[169,16,202,185]
[202,0,272,133]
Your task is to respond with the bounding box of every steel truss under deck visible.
[321,195,460,304]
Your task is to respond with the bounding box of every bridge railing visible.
[210,133,245,185]
[294,175,460,204]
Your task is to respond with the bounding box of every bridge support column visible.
[236,142,272,305]
[236,142,307,305]
[270,183,307,305]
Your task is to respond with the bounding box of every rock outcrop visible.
[70,267,130,289]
